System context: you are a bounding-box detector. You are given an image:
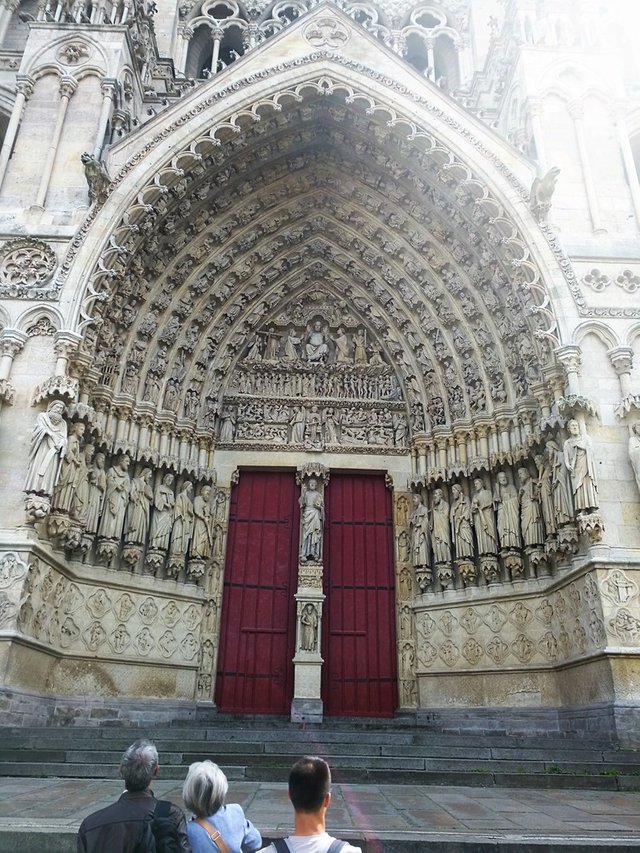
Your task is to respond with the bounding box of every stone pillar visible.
[210,26,223,74]
[0,76,34,191]
[612,107,640,230]
[93,78,117,158]
[35,76,77,209]
[0,0,19,45]
[569,100,605,234]
[291,464,329,723]
[176,24,192,74]
[527,98,547,173]
[609,347,634,399]
[555,344,582,397]
[0,328,26,409]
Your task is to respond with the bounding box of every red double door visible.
[215,470,397,716]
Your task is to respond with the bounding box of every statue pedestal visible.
[291,657,323,723]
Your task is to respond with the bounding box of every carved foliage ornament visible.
[0,239,58,299]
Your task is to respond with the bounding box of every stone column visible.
[612,107,640,229]
[291,464,329,723]
[0,0,19,45]
[527,98,547,173]
[569,100,605,234]
[93,78,117,158]
[555,344,582,396]
[210,26,223,75]
[0,328,26,409]
[35,76,77,209]
[0,76,34,191]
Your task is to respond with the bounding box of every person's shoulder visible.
[256,845,275,853]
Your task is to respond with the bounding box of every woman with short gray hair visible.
[183,760,261,853]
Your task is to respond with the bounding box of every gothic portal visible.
[0,0,639,739]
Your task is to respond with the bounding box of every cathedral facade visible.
[0,0,639,740]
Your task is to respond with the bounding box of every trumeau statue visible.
[300,478,324,562]
[24,401,68,497]
[517,468,545,547]
[563,419,598,513]
[409,493,430,568]
[150,473,175,550]
[450,483,474,559]
[471,477,498,555]
[493,471,521,549]
[98,455,131,540]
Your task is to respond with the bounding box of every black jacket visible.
[77,788,191,853]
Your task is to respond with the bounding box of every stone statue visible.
[332,327,351,363]
[300,478,324,562]
[409,493,430,568]
[535,451,556,536]
[71,442,93,525]
[547,439,573,525]
[98,456,131,539]
[81,152,111,204]
[431,488,451,564]
[219,409,236,443]
[24,400,68,497]
[563,419,598,512]
[283,328,302,362]
[125,468,153,545]
[305,321,330,363]
[493,471,521,549]
[289,406,306,444]
[191,485,214,559]
[169,481,194,558]
[530,166,560,222]
[300,602,318,651]
[323,407,340,444]
[305,406,322,447]
[353,328,368,365]
[52,422,85,513]
[246,336,262,361]
[517,468,545,546]
[85,451,106,535]
[450,483,474,559]
[150,473,175,550]
[471,477,498,555]
[264,327,280,362]
[628,423,640,496]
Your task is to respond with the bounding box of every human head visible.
[497,471,507,485]
[73,422,86,436]
[119,740,158,791]
[47,400,65,422]
[433,488,443,502]
[452,483,461,498]
[308,478,317,490]
[568,419,580,435]
[412,493,422,507]
[473,478,483,492]
[288,756,331,813]
[163,472,174,486]
[95,452,105,469]
[182,760,228,818]
[201,485,212,500]
[517,467,529,483]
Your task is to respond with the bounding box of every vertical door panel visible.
[215,470,299,714]
[322,473,397,717]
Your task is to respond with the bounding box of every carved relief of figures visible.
[431,489,451,564]
[493,472,521,550]
[305,406,322,448]
[518,468,545,546]
[264,327,280,362]
[323,408,340,444]
[353,328,367,365]
[283,328,302,362]
[471,478,498,555]
[25,401,68,497]
[300,478,324,562]
[125,468,153,545]
[169,482,194,561]
[290,406,306,444]
[409,494,430,568]
[150,473,175,550]
[305,321,329,363]
[563,420,598,512]
[85,451,106,535]
[191,485,214,560]
[98,456,131,540]
[450,484,474,559]
[219,409,236,442]
[300,603,318,651]
[52,422,85,513]
[332,327,351,363]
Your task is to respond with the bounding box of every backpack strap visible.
[272,840,291,853]
[327,841,347,853]
[154,800,173,819]
[195,818,230,853]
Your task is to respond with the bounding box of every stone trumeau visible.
[0,0,638,741]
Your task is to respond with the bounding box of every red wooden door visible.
[322,473,397,717]
[215,471,299,714]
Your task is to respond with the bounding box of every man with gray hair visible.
[77,739,191,852]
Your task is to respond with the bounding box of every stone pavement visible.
[0,777,639,852]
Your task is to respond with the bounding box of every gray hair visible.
[120,740,159,791]
[182,760,228,818]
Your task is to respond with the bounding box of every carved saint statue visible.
[191,485,214,560]
[125,468,154,545]
[85,451,106,535]
[289,406,306,444]
[71,443,93,525]
[471,477,498,555]
[563,419,598,512]
[546,439,573,525]
[409,493,430,568]
[169,481,194,558]
[282,328,302,362]
[264,327,280,362]
[300,603,319,651]
[331,327,351,363]
[353,328,368,365]
[300,478,324,562]
[431,488,451,564]
[98,456,131,540]
[150,473,175,550]
[517,467,545,546]
[493,471,521,549]
[53,422,85,513]
[24,400,68,497]
[535,452,556,536]
[246,336,262,362]
[305,321,330,363]
[450,483,474,559]
[628,423,640,496]
[323,408,340,444]
[219,409,236,443]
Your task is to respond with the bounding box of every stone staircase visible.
[1,717,639,791]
